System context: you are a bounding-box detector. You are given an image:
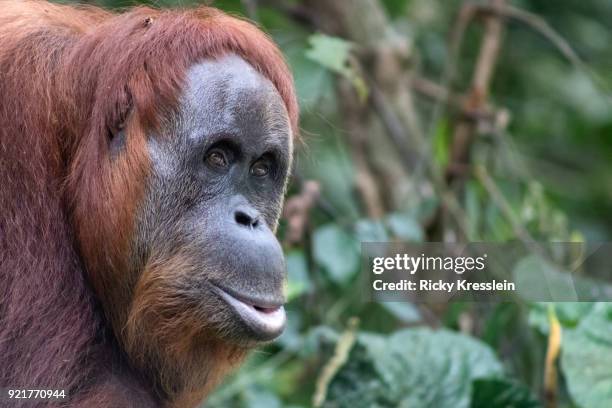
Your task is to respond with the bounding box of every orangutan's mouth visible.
[211,284,286,341]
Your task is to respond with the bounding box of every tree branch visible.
[446,0,506,184]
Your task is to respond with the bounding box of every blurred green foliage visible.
[55,0,612,406]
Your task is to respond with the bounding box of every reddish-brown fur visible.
[0,1,297,406]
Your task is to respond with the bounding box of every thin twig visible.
[410,77,454,105]
[313,317,359,407]
[477,4,610,92]
[475,5,580,71]
[411,76,506,126]
[544,305,562,408]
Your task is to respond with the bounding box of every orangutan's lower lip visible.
[253,304,281,314]
[211,285,286,341]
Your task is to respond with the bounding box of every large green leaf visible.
[513,255,612,302]
[284,40,335,112]
[305,34,354,77]
[312,224,360,284]
[562,303,612,408]
[324,328,504,408]
[305,34,368,101]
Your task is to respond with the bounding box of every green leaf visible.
[285,41,335,111]
[471,378,542,408]
[301,145,359,219]
[385,213,424,242]
[513,255,578,301]
[312,224,359,285]
[305,34,353,76]
[300,326,339,359]
[528,302,594,334]
[380,302,421,324]
[355,219,389,242]
[277,310,303,352]
[305,33,368,102]
[562,303,612,408]
[285,250,311,301]
[433,119,450,168]
[241,387,282,408]
[324,328,504,408]
[484,202,513,241]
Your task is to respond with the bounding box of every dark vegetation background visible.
[57,0,612,407]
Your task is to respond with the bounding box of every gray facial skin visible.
[134,54,292,343]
